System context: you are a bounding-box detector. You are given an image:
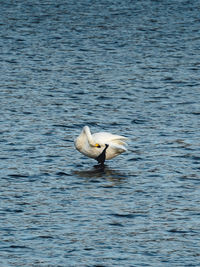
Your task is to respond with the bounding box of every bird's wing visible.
[93,132,127,145]
[105,142,127,160]
[110,143,127,152]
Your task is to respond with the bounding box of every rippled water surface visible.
[1,0,200,266]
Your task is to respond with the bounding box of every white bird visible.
[74,126,127,165]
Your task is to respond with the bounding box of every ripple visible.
[56,171,71,176]
[8,174,29,178]
[109,213,147,219]
[108,222,124,227]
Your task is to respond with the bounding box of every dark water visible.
[1,0,200,266]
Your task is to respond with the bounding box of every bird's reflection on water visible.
[73,165,129,184]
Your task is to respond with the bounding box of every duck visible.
[74,126,127,165]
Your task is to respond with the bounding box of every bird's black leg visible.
[96,144,109,166]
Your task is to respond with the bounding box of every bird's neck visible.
[83,126,95,146]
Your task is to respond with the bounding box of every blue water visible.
[1,0,200,266]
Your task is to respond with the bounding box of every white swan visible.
[74,126,127,165]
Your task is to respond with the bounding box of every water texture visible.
[1,0,200,266]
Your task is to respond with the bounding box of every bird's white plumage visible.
[74,126,127,161]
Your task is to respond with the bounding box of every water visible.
[1,0,200,266]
